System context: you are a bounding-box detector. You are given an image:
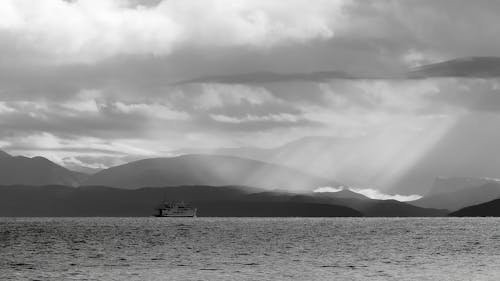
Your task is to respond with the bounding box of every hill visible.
[0,150,86,186]
[84,154,339,191]
[450,198,500,217]
[0,185,446,217]
[0,185,361,217]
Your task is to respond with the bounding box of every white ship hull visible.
[155,209,197,217]
[155,201,197,217]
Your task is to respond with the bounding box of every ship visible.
[154,201,197,217]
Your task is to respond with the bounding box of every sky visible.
[2,0,500,194]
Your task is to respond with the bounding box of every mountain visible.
[183,136,369,186]
[413,180,500,211]
[407,57,500,78]
[84,154,339,191]
[0,151,87,186]
[450,198,500,217]
[0,185,361,217]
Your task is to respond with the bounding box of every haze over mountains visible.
[83,154,339,192]
[176,128,500,195]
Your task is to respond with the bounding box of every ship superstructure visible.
[155,201,197,217]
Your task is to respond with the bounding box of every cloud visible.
[210,113,300,124]
[0,102,16,114]
[175,71,357,85]
[313,186,343,193]
[192,84,278,109]
[0,0,348,63]
[348,187,421,201]
[109,101,190,120]
[313,186,421,201]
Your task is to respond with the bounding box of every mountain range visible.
[2,147,500,216]
[0,185,446,217]
[83,154,339,191]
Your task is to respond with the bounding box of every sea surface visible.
[1,218,500,281]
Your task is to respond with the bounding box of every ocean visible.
[1,217,500,280]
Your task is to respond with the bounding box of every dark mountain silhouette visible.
[0,185,361,217]
[413,180,500,211]
[0,150,86,186]
[450,198,500,217]
[84,154,339,191]
[0,185,446,217]
[311,194,446,217]
[407,57,500,78]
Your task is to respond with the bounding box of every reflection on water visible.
[1,218,500,280]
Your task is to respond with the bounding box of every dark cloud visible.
[174,71,358,85]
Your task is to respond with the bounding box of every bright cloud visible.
[313,186,343,193]
[313,186,421,202]
[0,102,16,114]
[111,101,190,120]
[349,188,422,202]
[194,84,277,109]
[210,113,300,124]
[0,0,347,63]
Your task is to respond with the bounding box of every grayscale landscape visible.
[2,0,500,280]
